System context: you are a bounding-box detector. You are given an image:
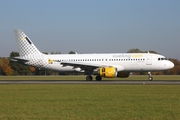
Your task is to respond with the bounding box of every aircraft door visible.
[146,55,152,65]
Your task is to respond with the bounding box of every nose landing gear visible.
[148,72,153,81]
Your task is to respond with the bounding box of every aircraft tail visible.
[14,29,42,57]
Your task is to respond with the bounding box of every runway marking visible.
[0,80,180,84]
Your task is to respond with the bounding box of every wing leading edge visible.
[60,61,124,72]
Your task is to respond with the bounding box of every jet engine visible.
[94,67,118,78]
[117,72,130,78]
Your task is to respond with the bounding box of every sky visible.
[0,0,180,59]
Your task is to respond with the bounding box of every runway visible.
[0,80,180,84]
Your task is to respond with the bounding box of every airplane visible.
[11,29,174,81]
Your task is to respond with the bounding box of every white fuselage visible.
[33,53,174,72]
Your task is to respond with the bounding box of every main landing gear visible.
[86,75,102,81]
[148,72,153,81]
[95,75,102,81]
[86,75,93,81]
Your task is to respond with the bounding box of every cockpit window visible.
[158,58,167,61]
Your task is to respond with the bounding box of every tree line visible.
[0,49,179,76]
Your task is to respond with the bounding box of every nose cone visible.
[168,61,174,69]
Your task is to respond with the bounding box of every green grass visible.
[0,85,180,119]
[0,75,179,80]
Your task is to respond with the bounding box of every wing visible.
[61,61,109,72]
[61,61,124,72]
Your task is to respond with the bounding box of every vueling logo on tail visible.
[48,58,53,64]
[21,37,25,41]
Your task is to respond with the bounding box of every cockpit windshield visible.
[158,58,167,61]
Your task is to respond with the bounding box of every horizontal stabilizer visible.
[11,57,29,64]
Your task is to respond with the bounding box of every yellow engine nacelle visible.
[117,72,130,78]
[98,67,117,78]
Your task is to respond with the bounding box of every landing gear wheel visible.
[148,77,153,81]
[95,75,102,81]
[86,75,93,81]
[148,72,153,81]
